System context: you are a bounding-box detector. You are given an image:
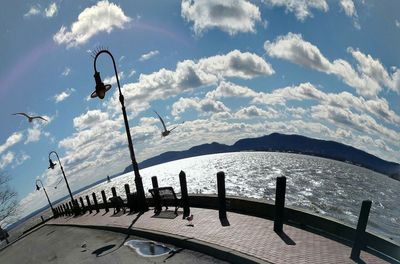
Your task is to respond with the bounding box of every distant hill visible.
[123,133,400,179]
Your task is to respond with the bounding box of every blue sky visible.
[1,0,400,223]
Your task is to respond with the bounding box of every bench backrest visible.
[149,187,177,201]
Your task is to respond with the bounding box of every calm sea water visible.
[79,152,400,243]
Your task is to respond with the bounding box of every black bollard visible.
[179,171,190,219]
[79,197,85,213]
[65,204,70,216]
[62,204,67,216]
[151,176,161,214]
[101,190,109,212]
[111,187,120,213]
[86,195,92,214]
[74,199,81,215]
[124,184,133,211]
[274,176,286,233]
[92,193,99,213]
[217,171,227,221]
[69,201,74,215]
[65,203,70,215]
[351,200,372,261]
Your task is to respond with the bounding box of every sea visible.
[79,152,400,244]
[3,152,399,248]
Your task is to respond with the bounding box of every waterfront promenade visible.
[48,207,388,264]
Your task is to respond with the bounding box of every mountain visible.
[123,133,400,178]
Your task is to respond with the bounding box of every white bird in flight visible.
[154,111,183,138]
[12,112,47,123]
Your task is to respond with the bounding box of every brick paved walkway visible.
[48,208,387,264]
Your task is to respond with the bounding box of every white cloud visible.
[128,69,136,78]
[210,81,400,127]
[104,72,124,86]
[262,0,328,21]
[339,0,359,29]
[45,2,58,18]
[340,0,355,17]
[139,50,159,61]
[53,0,131,48]
[61,67,71,76]
[0,152,14,169]
[108,50,274,114]
[12,153,30,169]
[234,105,279,119]
[171,97,230,117]
[311,105,400,142]
[396,19,400,28]
[0,133,23,154]
[25,127,41,144]
[24,6,40,17]
[265,33,400,97]
[181,0,261,36]
[53,88,75,103]
[73,110,109,131]
[24,3,58,18]
[206,81,258,99]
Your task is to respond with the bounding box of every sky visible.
[0,0,400,224]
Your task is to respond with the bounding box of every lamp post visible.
[90,49,148,212]
[48,151,77,213]
[35,179,55,215]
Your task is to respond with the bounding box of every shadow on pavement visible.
[94,212,143,257]
[92,244,115,257]
[275,231,296,245]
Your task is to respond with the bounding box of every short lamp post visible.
[89,49,148,212]
[48,151,78,214]
[35,179,55,216]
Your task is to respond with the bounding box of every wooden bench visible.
[148,187,180,215]
[108,196,126,214]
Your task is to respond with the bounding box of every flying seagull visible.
[154,110,183,138]
[12,112,47,123]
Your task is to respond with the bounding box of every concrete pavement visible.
[0,225,227,264]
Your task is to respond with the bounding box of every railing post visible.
[124,184,133,211]
[86,195,92,214]
[111,187,120,213]
[92,193,99,213]
[101,190,109,212]
[68,201,74,215]
[62,204,67,216]
[65,203,70,215]
[79,197,85,213]
[151,176,162,214]
[217,171,227,220]
[351,200,372,261]
[179,171,190,219]
[274,176,286,233]
[65,204,70,216]
[74,199,81,215]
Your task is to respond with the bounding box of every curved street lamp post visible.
[90,49,148,212]
[48,151,78,214]
[35,179,55,216]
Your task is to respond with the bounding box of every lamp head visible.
[90,71,112,99]
[36,184,40,191]
[48,159,56,170]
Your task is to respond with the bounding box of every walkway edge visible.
[47,223,273,264]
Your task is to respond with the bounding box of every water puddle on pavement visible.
[124,240,172,257]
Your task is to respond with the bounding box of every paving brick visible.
[49,207,388,264]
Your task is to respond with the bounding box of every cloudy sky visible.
[1,0,399,222]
